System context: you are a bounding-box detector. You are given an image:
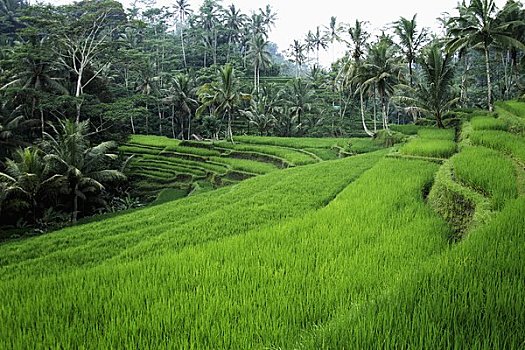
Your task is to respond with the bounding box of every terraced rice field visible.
[2,102,525,348]
[120,135,356,201]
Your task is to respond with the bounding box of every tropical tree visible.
[42,119,126,223]
[197,64,245,143]
[174,0,192,68]
[312,26,328,65]
[0,147,62,223]
[393,14,428,86]
[446,0,525,111]
[247,33,272,94]
[344,19,374,136]
[288,40,306,77]
[400,44,458,128]
[223,4,247,62]
[166,73,197,139]
[364,36,404,131]
[283,78,315,131]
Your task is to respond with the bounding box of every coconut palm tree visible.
[174,0,192,68]
[399,44,458,128]
[197,64,244,143]
[288,40,306,77]
[364,36,404,131]
[393,14,428,86]
[325,16,340,62]
[345,20,374,136]
[166,73,197,140]
[312,26,329,65]
[223,4,247,62]
[0,147,63,223]
[446,0,525,111]
[42,119,126,223]
[247,34,272,94]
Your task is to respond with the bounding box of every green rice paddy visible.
[2,103,525,348]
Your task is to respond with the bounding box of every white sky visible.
[161,0,508,65]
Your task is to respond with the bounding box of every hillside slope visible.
[1,104,525,349]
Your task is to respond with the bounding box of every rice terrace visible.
[1,0,525,348]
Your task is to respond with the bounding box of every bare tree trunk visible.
[360,89,374,137]
[171,105,176,139]
[187,112,192,140]
[157,103,163,135]
[40,109,45,138]
[484,44,493,112]
[181,27,187,68]
[72,183,79,223]
[130,114,135,134]
[227,110,234,143]
[75,69,83,123]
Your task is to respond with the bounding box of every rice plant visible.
[451,146,517,209]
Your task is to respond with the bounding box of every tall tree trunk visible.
[484,44,493,112]
[227,35,232,63]
[157,103,163,135]
[75,68,83,123]
[171,105,176,139]
[145,102,149,135]
[72,183,79,223]
[436,111,444,128]
[360,89,374,137]
[130,114,135,134]
[40,108,45,138]
[187,112,192,140]
[373,88,377,133]
[409,61,413,86]
[227,110,234,143]
[181,26,187,68]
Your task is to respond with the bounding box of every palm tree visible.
[223,4,247,62]
[241,98,277,136]
[247,34,272,94]
[284,78,315,130]
[393,14,428,86]
[400,44,458,128]
[325,16,340,62]
[259,4,277,33]
[1,39,68,136]
[42,119,126,223]
[174,0,192,68]
[312,26,329,65]
[166,74,197,140]
[345,20,374,136]
[0,147,62,223]
[0,103,34,158]
[288,40,306,77]
[446,0,525,111]
[364,36,403,131]
[197,64,244,143]
[198,0,222,66]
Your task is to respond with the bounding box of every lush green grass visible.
[0,156,452,349]
[0,151,386,279]
[304,147,340,160]
[470,130,525,163]
[470,116,508,131]
[296,196,525,349]
[153,188,189,205]
[233,136,351,149]
[163,145,222,157]
[418,128,456,141]
[129,134,182,148]
[400,139,457,159]
[451,146,518,210]
[390,124,421,135]
[346,138,384,154]
[211,156,278,174]
[215,141,319,166]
